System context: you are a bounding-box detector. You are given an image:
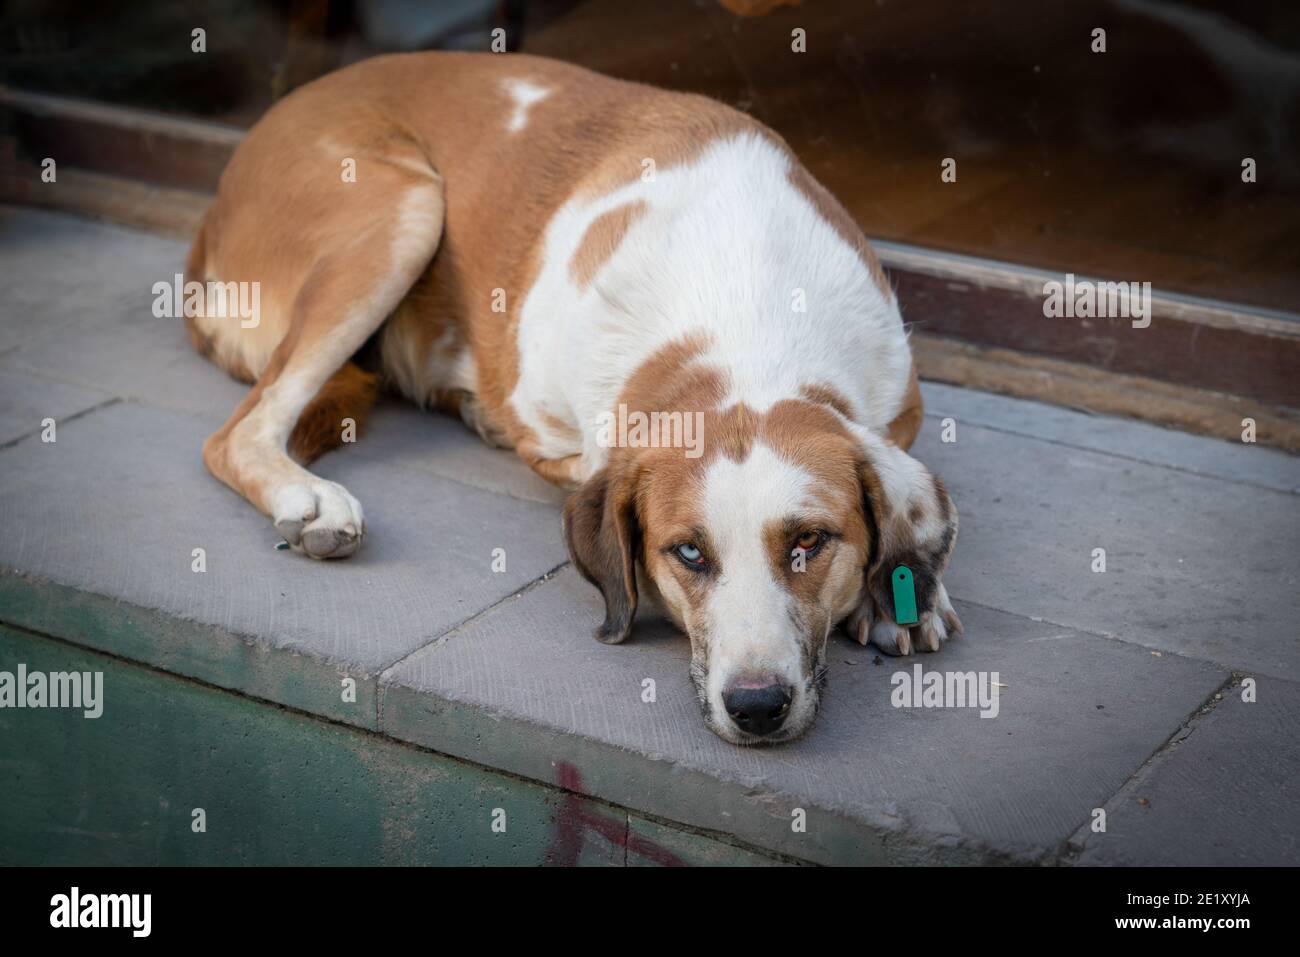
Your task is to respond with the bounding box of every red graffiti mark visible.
[550,761,686,867]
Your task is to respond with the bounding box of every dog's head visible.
[564,399,956,745]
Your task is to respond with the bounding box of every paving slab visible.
[0,314,250,425]
[921,381,1300,495]
[0,272,249,423]
[381,565,1228,865]
[1073,675,1300,866]
[0,400,568,723]
[0,368,113,447]
[913,418,1300,679]
[0,205,182,356]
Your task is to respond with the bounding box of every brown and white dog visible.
[186,52,961,745]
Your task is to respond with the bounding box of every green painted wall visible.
[0,625,782,866]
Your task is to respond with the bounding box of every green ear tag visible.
[892,565,918,625]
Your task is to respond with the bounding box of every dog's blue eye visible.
[675,543,705,567]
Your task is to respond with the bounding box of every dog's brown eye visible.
[795,530,824,552]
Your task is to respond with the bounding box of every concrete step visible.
[1,205,1297,865]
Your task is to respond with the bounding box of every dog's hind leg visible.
[201,172,444,559]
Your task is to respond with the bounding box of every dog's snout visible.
[723,678,793,737]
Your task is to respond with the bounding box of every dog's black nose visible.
[723,681,793,736]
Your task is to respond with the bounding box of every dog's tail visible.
[181,213,221,367]
[288,361,380,465]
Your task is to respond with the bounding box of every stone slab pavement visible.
[1,205,1297,864]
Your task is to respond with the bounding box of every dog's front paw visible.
[911,581,963,652]
[849,599,905,655]
[271,481,365,559]
[848,582,962,656]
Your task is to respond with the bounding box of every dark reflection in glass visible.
[5,0,1296,311]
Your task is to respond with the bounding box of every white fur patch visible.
[503,79,550,133]
[698,445,816,724]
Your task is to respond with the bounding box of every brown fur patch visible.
[799,382,855,421]
[540,409,583,445]
[617,333,726,418]
[760,399,856,479]
[886,362,924,450]
[712,404,762,463]
[569,200,648,288]
[532,453,585,487]
[287,361,380,465]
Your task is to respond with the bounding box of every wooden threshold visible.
[877,239,1300,410]
[0,162,209,238]
[1,88,240,193]
[913,334,1300,455]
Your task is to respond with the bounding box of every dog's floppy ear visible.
[563,463,641,644]
[854,426,958,623]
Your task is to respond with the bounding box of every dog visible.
[185,52,961,745]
